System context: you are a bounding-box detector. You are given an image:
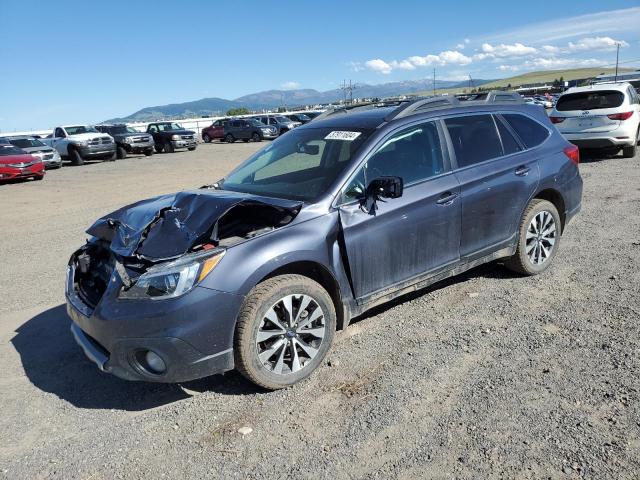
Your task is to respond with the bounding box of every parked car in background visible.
[550,82,640,158]
[534,96,554,108]
[253,115,300,135]
[0,143,45,182]
[1,136,62,168]
[223,119,278,143]
[285,113,311,124]
[202,119,229,143]
[523,97,550,108]
[66,93,582,390]
[95,125,154,159]
[41,125,116,166]
[146,122,197,153]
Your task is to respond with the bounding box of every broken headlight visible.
[119,249,225,300]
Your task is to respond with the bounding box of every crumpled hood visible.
[86,189,302,261]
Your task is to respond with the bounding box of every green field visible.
[411,67,633,96]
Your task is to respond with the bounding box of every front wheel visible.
[154,144,164,153]
[225,134,235,143]
[234,274,336,390]
[116,146,127,159]
[505,199,561,275]
[144,148,154,156]
[188,146,196,151]
[203,134,211,143]
[69,147,84,166]
[164,141,174,153]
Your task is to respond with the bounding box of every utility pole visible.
[433,68,436,96]
[614,43,620,82]
[340,79,358,104]
[468,74,475,89]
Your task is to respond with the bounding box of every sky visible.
[1,0,639,132]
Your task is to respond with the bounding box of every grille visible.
[181,135,194,140]
[75,246,115,309]
[8,162,35,168]
[133,136,148,143]
[101,138,113,145]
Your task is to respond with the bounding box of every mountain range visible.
[109,78,493,122]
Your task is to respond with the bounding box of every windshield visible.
[248,119,265,127]
[275,116,291,123]
[10,138,45,148]
[0,144,27,156]
[157,123,183,131]
[221,127,372,201]
[556,91,624,111]
[108,126,140,134]
[296,114,310,121]
[66,126,99,135]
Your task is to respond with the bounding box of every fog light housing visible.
[135,349,167,374]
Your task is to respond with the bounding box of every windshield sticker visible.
[325,131,361,141]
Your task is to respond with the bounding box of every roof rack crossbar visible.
[311,99,410,122]
[385,96,460,121]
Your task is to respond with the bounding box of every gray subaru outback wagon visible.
[66,92,582,390]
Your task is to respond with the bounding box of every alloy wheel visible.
[526,210,557,265]
[256,294,326,375]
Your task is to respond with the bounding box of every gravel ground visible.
[0,143,639,479]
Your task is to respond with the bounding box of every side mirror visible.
[367,176,403,200]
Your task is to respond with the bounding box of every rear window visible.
[502,114,550,149]
[556,91,624,111]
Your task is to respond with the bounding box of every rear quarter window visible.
[502,114,550,149]
[556,91,625,111]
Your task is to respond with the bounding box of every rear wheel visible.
[225,134,235,143]
[69,147,84,166]
[116,146,127,159]
[234,274,336,390]
[154,144,164,153]
[622,128,639,158]
[505,199,561,275]
[252,132,261,142]
[164,141,174,153]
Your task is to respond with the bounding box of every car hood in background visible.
[86,190,302,261]
[0,154,39,165]
[20,146,56,154]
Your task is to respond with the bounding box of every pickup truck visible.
[95,124,155,159]
[146,122,197,153]
[42,125,116,165]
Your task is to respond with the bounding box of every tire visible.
[203,134,211,143]
[504,199,561,276]
[69,147,84,166]
[225,134,235,143]
[252,132,261,142]
[243,138,250,143]
[188,146,196,151]
[622,143,637,158]
[164,141,174,153]
[34,175,44,181]
[106,151,117,161]
[234,274,336,390]
[116,146,127,159]
[154,144,164,153]
[144,148,154,156]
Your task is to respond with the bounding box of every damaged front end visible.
[68,190,302,307]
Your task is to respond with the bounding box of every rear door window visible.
[444,114,503,167]
[556,91,624,111]
[502,114,550,148]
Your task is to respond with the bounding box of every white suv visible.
[550,82,640,158]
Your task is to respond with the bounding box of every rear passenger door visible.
[444,113,540,260]
[338,121,461,300]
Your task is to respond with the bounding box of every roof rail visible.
[458,90,524,104]
[385,96,461,121]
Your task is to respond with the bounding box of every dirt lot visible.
[1,143,639,479]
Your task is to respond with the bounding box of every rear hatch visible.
[553,90,625,134]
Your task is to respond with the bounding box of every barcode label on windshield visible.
[325,131,361,141]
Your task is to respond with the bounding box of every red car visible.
[201,118,229,143]
[0,144,45,182]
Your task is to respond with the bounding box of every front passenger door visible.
[338,121,461,301]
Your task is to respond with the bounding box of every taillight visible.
[550,116,565,124]
[607,111,633,121]
[563,145,580,166]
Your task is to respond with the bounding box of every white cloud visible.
[365,59,393,74]
[365,49,472,74]
[347,61,365,72]
[567,36,629,52]
[483,7,640,44]
[498,64,521,72]
[541,45,559,53]
[481,42,537,57]
[280,81,300,89]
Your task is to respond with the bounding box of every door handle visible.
[515,166,530,176]
[436,191,458,205]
